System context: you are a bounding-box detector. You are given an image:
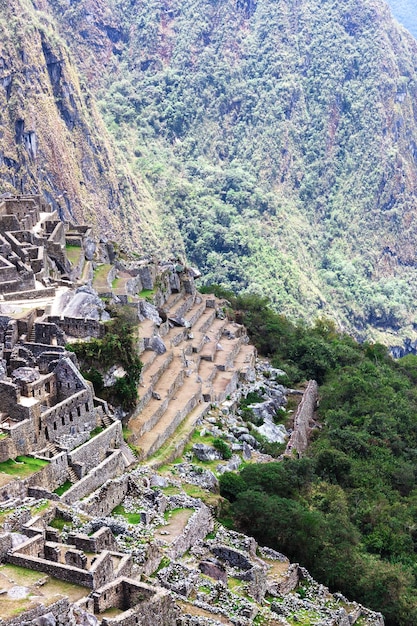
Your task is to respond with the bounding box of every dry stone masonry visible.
[0,197,385,626]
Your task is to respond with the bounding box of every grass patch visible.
[31,501,50,515]
[54,481,72,496]
[0,456,48,478]
[93,264,112,290]
[161,485,181,496]
[48,516,72,531]
[0,433,9,440]
[89,426,104,438]
[138,288,155,301]
[65,244,83,266]
[112,504,141,524]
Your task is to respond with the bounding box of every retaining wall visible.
[169,504,214,560]
[69,422,123,476]
[61,450,126,504]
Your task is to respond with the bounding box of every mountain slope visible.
[43,0,417,343]
[0,0,166,251]
[3,0,417,345]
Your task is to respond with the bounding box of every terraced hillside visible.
[127,288,256,460]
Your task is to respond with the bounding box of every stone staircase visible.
[45,441,60,457]
[127,289,256,461]
[67,466,78,483]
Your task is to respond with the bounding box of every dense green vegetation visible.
[214,290,417,625]
[72,0,417,345]
[67,306,142,410]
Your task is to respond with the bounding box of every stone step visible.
[149,401,211,469]
[184,297,208,327]
[191,330,208,354]
[119,442,137,467]
[195,307,217,334]
[168,326,188,348]
[169,293,196,320]
[130,367,185,438]
[204,317,229,343]
[137,319,156,354]
[101,413,112,428]
[233,343,257,380]
[68,466,78,483]
[199,340,218,362]
[135,352,174,414]
[212,369,239,402]
[213,336,244,371]
[198,358,218,385]
[139,348,158,374]
[162,291,184,312]
[137,380,203,459]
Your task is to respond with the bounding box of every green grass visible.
[112,504,141,524]
[48,516,72,531]
[92,264,112,290]
[0,433,9,440]
[54,481,72,496]
[0,456,48,478]
[89,426,104,438]
[65,244,83,266]
[138,288,155,301]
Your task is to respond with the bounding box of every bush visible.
[213,438,232,460]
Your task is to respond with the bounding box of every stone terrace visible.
[127,278,256,461]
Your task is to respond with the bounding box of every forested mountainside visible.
[4,0,417,345]
[0,0,165,251]
[386,0,417,39]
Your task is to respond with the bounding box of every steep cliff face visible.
[40,0,417,342]
[0,0,166,252]
[4,0,417,342]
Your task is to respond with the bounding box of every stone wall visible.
[41,389,96,445]
[78,474,131,517]
[7,416,40,457]
[169,504,214,560]
[25,451,69,492]
[285,380,318,457]
[266,563,301,596]
[68,527,118,553]
[0,597,72,626]
[11,533,44,558]
[61,450,126,504]
[0,477,27,506]
[49,316,105,339]
[0,380,33,422]
[94,578,178,626]
[69,422,123,477]
[3,287,55,301]
[0,532,12,561]
[6,553,94,587]
[34,322,66,346]
[0,436,17,463]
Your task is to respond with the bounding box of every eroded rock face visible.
[138,300,162,325]
[192,444,222,462]
[32,614,56,626]
[254,421,287,444]
[83,238,96,262]
[148,336,167,354]
[59,286,110,321]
